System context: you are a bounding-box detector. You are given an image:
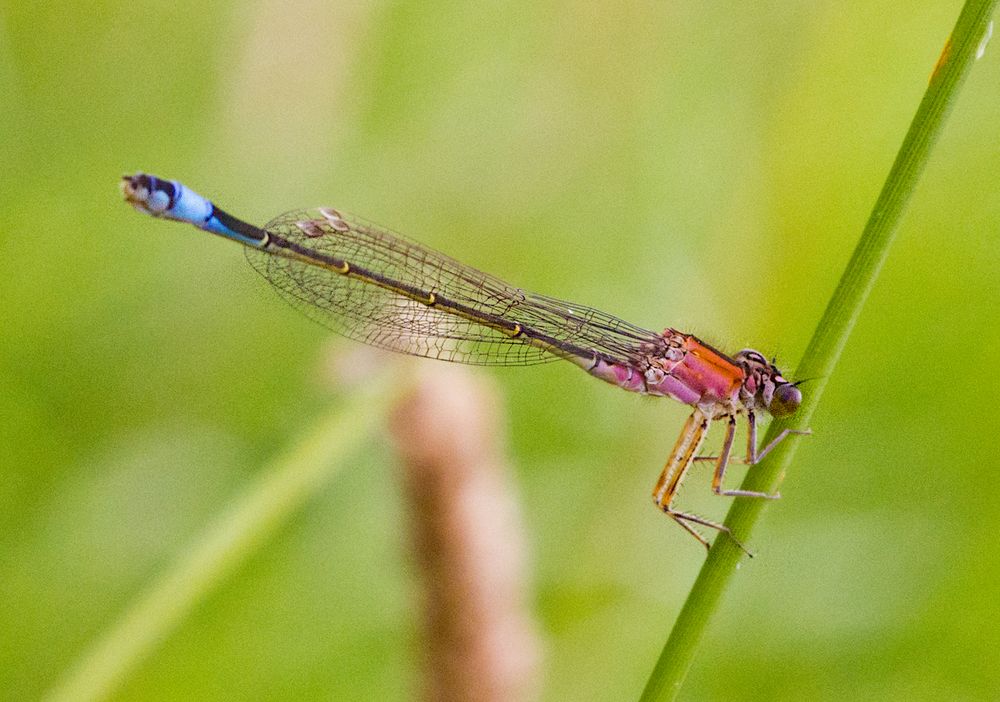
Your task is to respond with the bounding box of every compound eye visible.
[769,383,802,417]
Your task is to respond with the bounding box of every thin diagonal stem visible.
[44,368,404,702]
[640,2,997,700]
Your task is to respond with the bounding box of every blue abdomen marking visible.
[122,173,266,247]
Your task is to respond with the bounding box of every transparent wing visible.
[245,208,666,367]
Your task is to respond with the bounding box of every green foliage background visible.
[2,2,999,699]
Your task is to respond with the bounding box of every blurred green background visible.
[3,1,1000,700]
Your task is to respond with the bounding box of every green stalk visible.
[44,367,405,702]
[640,3,997,700]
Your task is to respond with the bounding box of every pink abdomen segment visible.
[582,335,745,408]
[585,356,648,393]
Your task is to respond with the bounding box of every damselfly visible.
[122,173,808,551]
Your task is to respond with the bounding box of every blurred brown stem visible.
[390,363,541,702]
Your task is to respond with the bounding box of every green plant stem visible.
[640,3,997,700]
[44,367,405,702]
